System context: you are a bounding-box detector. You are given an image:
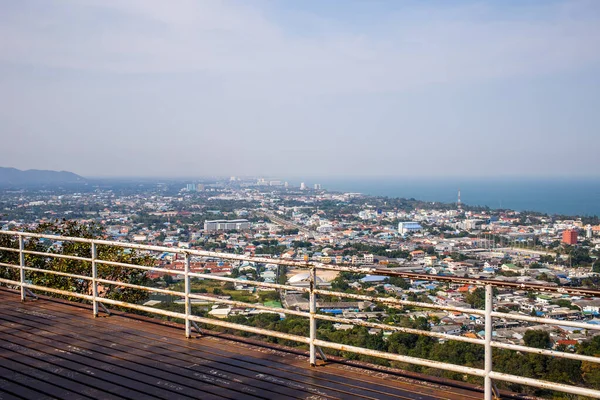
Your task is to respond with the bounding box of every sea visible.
[299,177,600,217]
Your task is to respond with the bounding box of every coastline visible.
[294,177,600,217]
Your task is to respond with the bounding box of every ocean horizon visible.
[294,177,600,217]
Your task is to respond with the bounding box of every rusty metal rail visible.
[1,230,600,399]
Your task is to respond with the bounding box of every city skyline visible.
[1,1,600,177]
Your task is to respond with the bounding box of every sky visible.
[0,0,599,178]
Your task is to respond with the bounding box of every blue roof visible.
[321,309,344,314]
[360,275,387,283]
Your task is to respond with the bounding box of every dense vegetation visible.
[0,221,152,305]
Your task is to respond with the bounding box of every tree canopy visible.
[0,221,152,305]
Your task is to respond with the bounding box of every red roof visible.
[557,340,578,346]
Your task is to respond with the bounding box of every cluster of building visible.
[1,177,600,351]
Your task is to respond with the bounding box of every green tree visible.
[1,221,152,305]
[388,276,411,290]
[465,287,486,309]
[523,330,551,349]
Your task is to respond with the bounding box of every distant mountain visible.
[0,167,86,186]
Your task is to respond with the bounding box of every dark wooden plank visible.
[0,316,265,400]
[0,356,102,400]
[0,348,130,400]
[0,371,54,400]
[0,300,442,400]
[75,308,482,400]
[0,288,495,400]
[6,299,462,400]
[0,388,24,400]
[0,308,340,400]
[0,332,204,400]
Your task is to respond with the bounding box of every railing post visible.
[309,264,317,366]
[19,235,25,301]
[185,252,191,338]
[91,241,98,317]
[484,284,493,400]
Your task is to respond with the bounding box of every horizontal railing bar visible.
[492,311,600,331]
[21,249,91,262]
[0,278,93,301]
[3,230,599,296]
[314,288,486,316]
[94,278,183,296]
[489,371,600,397]
[0,277,311,344]
[88,297,313,345]
[491,342,600,364]
[312,338,486,377]
[314,313,485,345]
[6,257,599,336]
[95,260,310,292]
[312,263,600,297]
[22,266,91,281]
[3,243,599,333]
[0,246,19,252]
[189,314,311,344]
[95,259,183,275]
[0,263,92,281]
[93,278,309,317]
[187,272,309,292]
[188,293,308,317]
[6,232,95,244]
[1,231,315,266]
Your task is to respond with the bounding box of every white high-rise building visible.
[204,219,251,232]
[300,182,306,190]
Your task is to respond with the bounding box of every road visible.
[259,211,312,235]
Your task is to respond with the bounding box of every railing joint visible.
[192,321,203,336]
[99,302,111,316]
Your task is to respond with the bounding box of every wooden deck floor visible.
[0,287,500,400]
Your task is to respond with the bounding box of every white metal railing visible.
[1,230,600,399]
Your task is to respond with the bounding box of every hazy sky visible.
[1,0,599,178]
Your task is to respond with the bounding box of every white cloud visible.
[1,1,599,177]
[1,0,599,94]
